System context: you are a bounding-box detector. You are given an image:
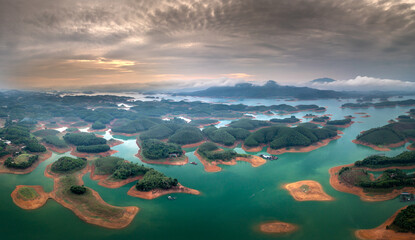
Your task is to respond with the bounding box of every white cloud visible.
[309,76,415,91]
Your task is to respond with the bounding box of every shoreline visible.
[352,139,407,151]
[127,184,200,200]
[283,180,334,201]
[355,206,415,240]
[329,164,415,201]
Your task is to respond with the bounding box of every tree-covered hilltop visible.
[203,126,250,146]
[4,154,39,169]
[111,118,162,134]
[167,126,204,145]
[63,132,107,146]
[197,142,247,161]
[33,129,60,137]
[356,117,415,146]
[312,116,330,122]
[51,156,87,173]
[135,169,178,191]
[388,205,415,233]
[76,144,110,153]
[270,116,300,124]
[177,80,346,99]
[141,139,183,160]
[244,126,337,149]
[94,156,150,179]
[354,151,415,168]
[342,99,415,109]
[227,119,271,130]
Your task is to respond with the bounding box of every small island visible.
[127,169,200,199]
[11,185,50,210]
[259,221,299,234]
[355,205,415,240]
[353,116,415,151]
[329,151,415,201]
[195,142,266,172]
[283,180,334,201]
[242,125,340,154]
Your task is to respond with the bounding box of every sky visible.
[0,0,415,91]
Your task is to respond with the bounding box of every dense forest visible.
[140,139,183,160]
[354,151,415,168]
[270,116,300,124]
[356,117,415,145]
[326,118,352,126]
[388,204,415,233]
[244,125,337,149]
[203,126,250,146]
[94,156,151,179]
[0,124,46,153]
[51,156,87,173]
[135,169,178,191]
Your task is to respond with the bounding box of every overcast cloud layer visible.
[0,0,414,91]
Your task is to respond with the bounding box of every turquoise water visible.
[0,98,414,240]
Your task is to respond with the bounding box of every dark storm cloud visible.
[0,0,414,89]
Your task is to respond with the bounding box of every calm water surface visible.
[0,97,413,240]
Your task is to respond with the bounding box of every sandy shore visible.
[355,206,415,240]
[11,185,51,210]
[267,136,341,155]
[242,144,265,152]
[259,221,299,234]
[127,184,200,200]
[283,180,334,201]
[361,115,371,118]
[0,151,52,175]
[352,139,406,151]
[109,131,140,137]
[329,164,415,201]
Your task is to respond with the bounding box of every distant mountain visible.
[176,80,348,99]
[310,78,336,84]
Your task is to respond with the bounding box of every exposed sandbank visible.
[283,180,334,201]
[259,221,299,234]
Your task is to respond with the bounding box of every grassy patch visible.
[17,187,39,201]
[14,154,33,164]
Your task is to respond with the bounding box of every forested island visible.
[195,142,266,172]
[330,151,415,201]
[342,99,415,109]
[353,116,415,151]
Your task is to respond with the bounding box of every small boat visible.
[167,196,176,200]
[190,161,198,165]
[259,154,278,160]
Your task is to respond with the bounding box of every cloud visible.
[0,0,415,89]
[309,76,415,91]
